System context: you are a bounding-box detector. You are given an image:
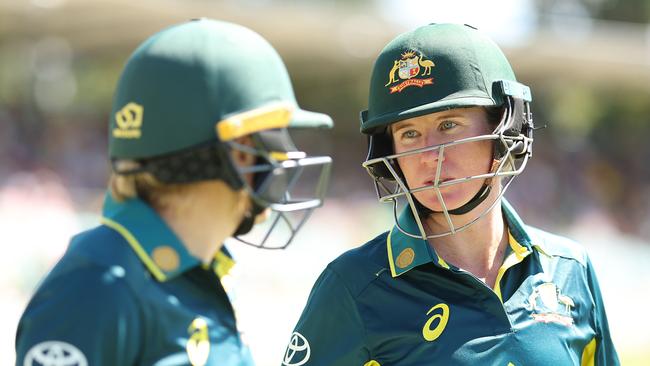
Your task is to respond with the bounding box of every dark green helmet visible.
[360,23,528,134]
[110,18,331,159]
[109,19,333,249]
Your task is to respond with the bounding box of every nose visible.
[419,145,444,166]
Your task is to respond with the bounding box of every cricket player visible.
[283,23,619,366]
[16,19,332,365]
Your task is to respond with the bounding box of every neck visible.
[157,181,246,264]
[424,193,508,287]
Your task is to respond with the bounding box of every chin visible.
[413,189,472,213]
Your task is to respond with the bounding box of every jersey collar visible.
[386,199,546,277]
[501,199,548,256]
[101,192,234,282]
[387,206,447,277]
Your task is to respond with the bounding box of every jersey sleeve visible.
[584,256,620,366]
[16,265,143,366]
[282,266,370,366]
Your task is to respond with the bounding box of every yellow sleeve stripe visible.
[581,337,597,366]
[101,217,167,282]
[216,102,293,141]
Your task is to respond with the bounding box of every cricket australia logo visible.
[283,332,310,366]
[527,282,575,327]
[386,50,435,94]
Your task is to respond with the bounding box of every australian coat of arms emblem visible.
[386,51,435,94]
[527,282,575,327]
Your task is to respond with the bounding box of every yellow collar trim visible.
[387,229,451,276]
[437,257,450,269]
[387,230,398,277]
[386,221,541,280]
[493,229,532,302]
[509,230,530,260]
[532,242,549,257]
[101,217,167,282]
[212,250,235,279]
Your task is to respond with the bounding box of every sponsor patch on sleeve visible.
[282,332,311,366]
[24,340,88,366]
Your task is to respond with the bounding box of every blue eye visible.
[402,130,420,139]
[440,121,457,131]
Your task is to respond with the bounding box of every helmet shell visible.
[360,23,516,134]
[110,19,331,159]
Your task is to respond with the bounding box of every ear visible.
[254,207,271,224]
[231,136,256,167]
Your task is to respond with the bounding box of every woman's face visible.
[391,107,494,213]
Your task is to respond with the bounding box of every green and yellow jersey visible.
[283,200,619,366]
[16,195,253,366]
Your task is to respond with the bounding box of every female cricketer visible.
[16,18,332,366]
[283,23,619,366]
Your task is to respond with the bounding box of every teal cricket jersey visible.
[16,195,254,366]
[283,200,619,366]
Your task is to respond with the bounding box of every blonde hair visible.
[109,172,190,211]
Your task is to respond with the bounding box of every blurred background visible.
[1,0,649,365]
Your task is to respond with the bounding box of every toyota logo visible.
[282,332,311,366]
[24,341,88,366]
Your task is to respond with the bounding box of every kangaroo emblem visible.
[385,50,435,93]
[419,53,435,76]
[386,60,400,86]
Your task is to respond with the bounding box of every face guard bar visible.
[227,140,332,249]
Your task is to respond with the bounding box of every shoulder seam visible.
[544,253,588,268]
[527,226,588,267]
[328,232,390,298]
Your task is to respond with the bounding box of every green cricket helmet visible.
[360,23,535,239]
[109,18,332,249]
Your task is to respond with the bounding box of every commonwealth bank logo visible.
[113,102,143,139]
[385,50,435,94]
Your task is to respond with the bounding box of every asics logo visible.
[422,303,450,342]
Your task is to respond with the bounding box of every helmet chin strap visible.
[233,199,266,236]
[447,183,492,215]
[414,182,492,217]
[416,144,502,217]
